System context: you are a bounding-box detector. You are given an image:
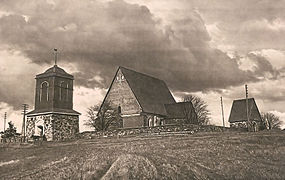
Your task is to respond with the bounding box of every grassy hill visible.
[0,131,284,179]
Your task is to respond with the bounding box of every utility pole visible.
[245,85,250,131]
[220,97,225,127]
[4,112,7,131]
[22,104,29,142]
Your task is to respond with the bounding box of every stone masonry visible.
[26,114,79,141]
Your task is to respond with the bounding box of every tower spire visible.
[54,48,58,66]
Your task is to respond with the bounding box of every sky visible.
[0,0,285,132]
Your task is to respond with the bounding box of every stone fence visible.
[0,135,24,143]
[79,124,236,139]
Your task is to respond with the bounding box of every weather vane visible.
[54,48,58,66]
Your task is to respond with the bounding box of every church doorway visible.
[35,125,44,136]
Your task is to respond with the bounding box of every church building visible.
[26,52,80,141]
[99,66,197,128]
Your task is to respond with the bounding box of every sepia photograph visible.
[0,0,284,179]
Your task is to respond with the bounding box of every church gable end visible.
[104,68,142,116]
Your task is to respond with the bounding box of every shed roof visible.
[228,98,262,123]
[120,67,176,116]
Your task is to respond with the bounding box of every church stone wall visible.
[52,114,79,141]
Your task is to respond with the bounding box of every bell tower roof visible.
[45,65,67,74]
[36,65,74,79]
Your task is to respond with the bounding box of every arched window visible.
[40,81,49,102]
[116,73,125,82]
[60,81,68,101]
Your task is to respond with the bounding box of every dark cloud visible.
[247,53,280,79]
[185,0,285,52]
[0,54,37,110]
[0,81,34,110]
[0,0,280,109]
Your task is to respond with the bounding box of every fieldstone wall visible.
[27,114,79,141]
[230,121,261,132]
[26,115,53,141]
[52,114,79,141]
[80,124,234,139]
[26,117,35,139]
[44,116,53,141]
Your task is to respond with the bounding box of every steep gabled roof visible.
[228,98,262,123]
[164,102,197,121]
[120,67,176,115]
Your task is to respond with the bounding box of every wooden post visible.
[22,104,29,142]
[245,85,250,131]
[4,112,7,131]
[220,97,225,127]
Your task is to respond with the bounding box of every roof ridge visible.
[233,98,255,101]
[165,102,190,106]
[119,66,166,83]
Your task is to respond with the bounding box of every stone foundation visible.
[230,121,261,131]
[26,115,53,141]
[52,114,79,141]
[79,124,234,139]
[26,113,79,141]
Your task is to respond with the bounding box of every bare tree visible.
[181,102,198,124]
[261,112,283,130]
[84,102,122,131]
[183,95,210,125]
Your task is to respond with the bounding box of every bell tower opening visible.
[40,81,49,102]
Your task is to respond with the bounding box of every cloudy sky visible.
[0,0,285,132]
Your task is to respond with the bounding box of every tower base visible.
[26,113,79,141]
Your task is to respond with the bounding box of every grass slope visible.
[0,131,284,179]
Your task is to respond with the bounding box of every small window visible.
[116,74,125,82]
[118,106,121,113]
